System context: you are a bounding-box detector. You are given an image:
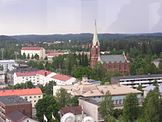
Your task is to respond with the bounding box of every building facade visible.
[111,74,162,88]
[21,47,46,59]
[90,23,130,74]
[13,70,76,86]
[0,96,32,122]
[0,88,43,108]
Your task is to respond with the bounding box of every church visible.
[90,22,130,74]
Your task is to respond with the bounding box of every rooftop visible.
[0,88,43,96]
[0,96,30,106]
[101,55,126,63]
[52,74,72,81]
[56,83,141,97]
[60,106,82,115]
[111,74,162,83]
[7,111,28,122]
[21,47,43,50]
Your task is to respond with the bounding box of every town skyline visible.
[0,0,162,35]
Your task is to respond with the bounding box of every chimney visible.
[82,76,88,82]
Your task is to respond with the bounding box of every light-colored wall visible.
[21,94,43,108]
[21,48,46,59]
[79,99,99,122]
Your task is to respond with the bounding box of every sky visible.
[0,0,162,35]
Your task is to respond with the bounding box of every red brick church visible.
[90,22,130,74]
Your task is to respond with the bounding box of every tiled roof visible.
[0,96,30,105]
[16,71,37,76]
[36,70,52,76]
[47,52,64,57]
[52,74,72,81]
[7,111,28,122]
[21,47,42,50]
[16,70,52,77]
[0,88,42,96]
[101,55,126,63]
[60,106,82,115]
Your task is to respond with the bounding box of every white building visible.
[0,60,17,71]
[21,47,46,59]
[13,70,77,86]
[143,84,162,98]
[54,82,142,122]
[0,88,43,108]
[111,74,162,88]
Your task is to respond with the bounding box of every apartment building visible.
[13,70,76,86]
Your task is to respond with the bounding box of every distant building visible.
[46,50,65,61]
[59,106,85,122]
[0,88,43,108]
[0,96,32,122]
[90,22,130,74]
[21,47,46,59]
[13,70,76,86]
[0,60,17,72]
[111,74,162,88]
[53,82,142,107]
[55,81,142,122]
[143,84,162,98]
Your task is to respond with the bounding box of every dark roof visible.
[101,55,126,63]
[0,95,30,106]
[111,74,162,83]
[7,111,27,122]
[60,106,82,115]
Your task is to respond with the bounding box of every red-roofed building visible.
[21,47,45,59]
[13,70,76,86]
[46,51,65,60]
[0,88,43,108]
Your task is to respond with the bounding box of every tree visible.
[35,95,59,122]
[27,53,30,59]
[56,88,78,109]
[41,81,56,95]
[159,98,162,122]
[99,91,114,121]
[22,53,26,59]
[31,54,34,59]
[35,54,39,60]
[123,93,139,122]
[71,66,92,79]
[144,90,160,122]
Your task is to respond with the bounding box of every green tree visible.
[35,54,39,60]
[56,88,78,108]
[123,93,139,122]
[35,95,59,122]
[41,81,56,95]
[27,53,30,59]
[144,90,160,122]
[72,66,92,79]
[99,91,114,121]
[22,53,26,59]
[159,98,162,122]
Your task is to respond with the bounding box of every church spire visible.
[92,20,100,47]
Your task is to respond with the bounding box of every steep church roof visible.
[100,55,126,63]
[92,20,100,47]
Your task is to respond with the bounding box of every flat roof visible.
[111,74,162,81]
[0,96,30,106]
